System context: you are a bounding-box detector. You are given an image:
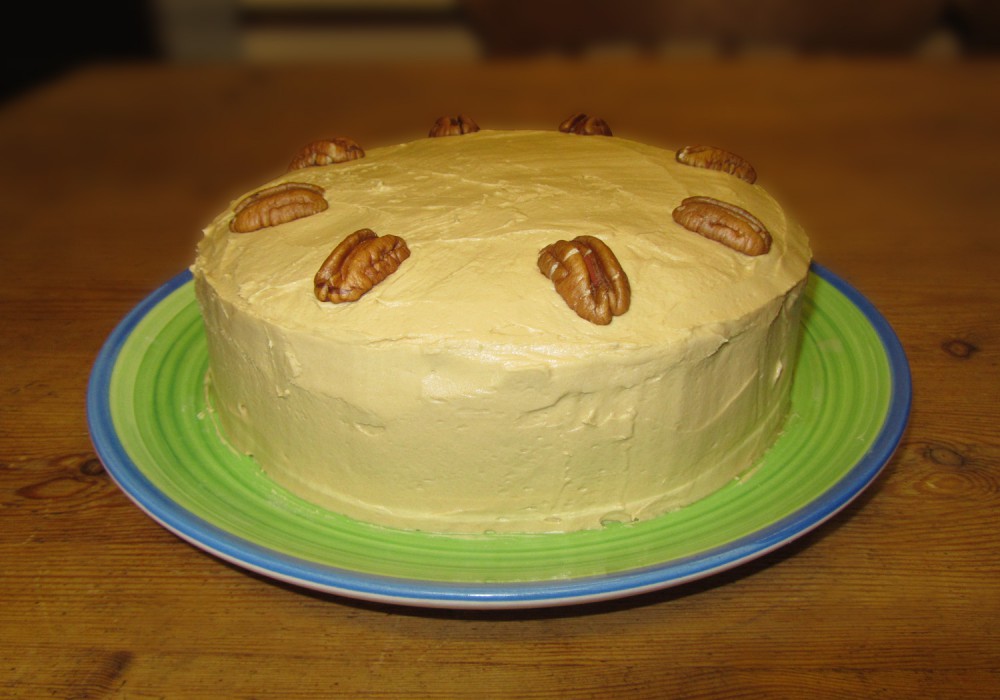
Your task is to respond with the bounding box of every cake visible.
[193,114,812,534]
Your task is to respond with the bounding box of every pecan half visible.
[288,137,365,170]
[676,145,757,184]
[428,114,480,137]
[558,113,613,136]
[672,196,772,256]
[314,228,410,303]
[230,182,328,233]
[538,235,630,325]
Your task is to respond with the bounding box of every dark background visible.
[4,0,999,105]
[2,3,159,104]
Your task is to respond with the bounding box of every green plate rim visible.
[87,262,911,609]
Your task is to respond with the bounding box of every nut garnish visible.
[230,182,328,233]
[558,113,613,136]
[429,115,480,137]
[314,228,411,303]
[288,137,365,170]
[538,235,630,325]
[676,145,757,184]
[672,196,772,256]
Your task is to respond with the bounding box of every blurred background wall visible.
[4,0,999,103]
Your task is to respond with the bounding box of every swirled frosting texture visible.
[194,130,811,533]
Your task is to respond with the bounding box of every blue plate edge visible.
[86,263,912,609]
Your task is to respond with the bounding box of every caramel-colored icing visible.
[194,130,811,533]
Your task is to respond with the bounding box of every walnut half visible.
[676,145,757,184]
[538,235,630,325]
[230,182,328,233]
[429,115,480,137]
[672,196,772,256]
[288,137,365,170]
[314,228,411,303]
[558,113,613,136]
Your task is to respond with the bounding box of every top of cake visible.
[195,128,811,361]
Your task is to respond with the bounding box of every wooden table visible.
[2,59,998,698]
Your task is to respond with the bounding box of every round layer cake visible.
[193,124,812,534]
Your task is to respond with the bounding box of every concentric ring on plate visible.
[87,263,910,608]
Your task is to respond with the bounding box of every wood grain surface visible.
[1,59,998,699]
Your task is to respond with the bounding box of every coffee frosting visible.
[194,129,811,533]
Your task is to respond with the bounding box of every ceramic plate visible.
[87,263,910,609]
